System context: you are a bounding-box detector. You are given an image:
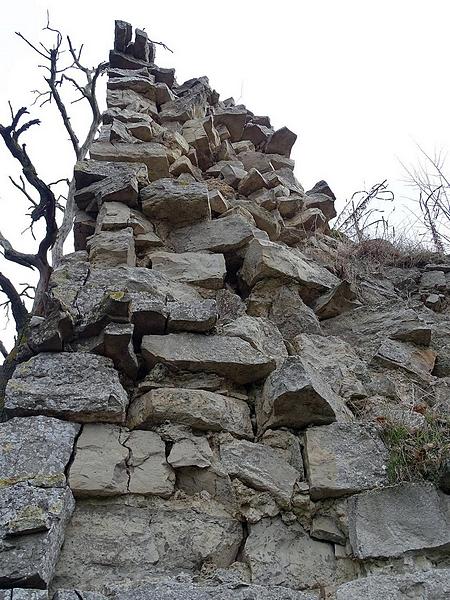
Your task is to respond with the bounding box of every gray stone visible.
[88,227,136,267]
[127,387,253,439]
[304,423,388,500]
[348,482,450,559]
[168,299,217,332]
[141,332,275,384]
[141,178,210,226]
[310,515,346,545]
[216,288,247,325]
[0,484,74,588]
[106,578,320,599]
[167,434,214,469]
[312,280,360,320]
[150,251,226,289]
[169,213,254,253]
[5,353,128,424]
[335,569,450,600]
[261,430,304,476]
[220,437,301,505]
[243,517,336,590]
[265,127,297,157]
[69,425,175,498]
[102,323,139,379]
[209,189,229,214]
[221,315,287,361]
[374,338,437,377]
[303,192,337,221]
[0,416,79,489]
[90,141,170,181]
[420,270,447,290]
[213,106,247,141]
[53,496,243,590]
[257,357,351,433]
[8,591,48,600]
[240,238,339,297]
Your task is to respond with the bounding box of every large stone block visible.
[90,141,169,181]
[127,387,253,439]
[243,517,336,590]
[0,416,79,489]
[169,214,254,253]
[68,425,175,498]
[141,332,275,384]
[221,315,287,361]
[304,423,388,500]
[150,251,226,289]
[335,569,450,600]
[0,484,74,588]
[141,178,211,226]
[219,437,301,505]
[240,238,339,297]
[257,357,351,433]
[348,482,450,559]
[88,227,136,267]
[4,353,128,424]
[53,496,243,590]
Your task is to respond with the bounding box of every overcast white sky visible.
[1,0,450,355]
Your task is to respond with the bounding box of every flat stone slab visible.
[304,423,388,500]
[0,591,48,600]
[335,569,450,600]
[150,251,226,290]
[243,517,336,590]
[141,178,211,226]
[141,332,275,384]
[169,214,254,253]
[5,353,129,424]
[0,483,74,588]
[0,416,80,489]
[52,496,243,590]
[128,387,253,439]
[348,482,450,559]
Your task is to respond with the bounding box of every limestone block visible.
[88,227,136,267]
[264,127,297,157]
[221,315,287,361]
[257,356,351,433]
[220,437,301,505]
[141,332,275,384]
[169,214,254,253]
[90,141,169,181]
[213,106,247,141]
[240,238,339,295]
[304,423,388,500]
[335,570,450,600]
[303,192,337,221]
[53,496,243,590]
[374,338,437,376]
[348,482,450,558]
[167,299,218,332]
[0,484,74,588]
[243,517,336,590]
[150,251,226,290]
[141,178,210,226]
[0,416,80,489]
[4,353,128,424]
[127,387,253,439]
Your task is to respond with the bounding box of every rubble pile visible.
[1,20,449,600]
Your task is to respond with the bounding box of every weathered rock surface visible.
[53,496,243,590]
[150,251,226,289]
[141,178,211,225]
[169,214,254,253]
[0,417,80,489]
[257,357,351,432]
[167,299,217,332]
[221,315,287,361]
[348,482,450,559]
[243,517,336,590]
[0,484,74,588]
[304,423,388,500]
[127,387,253,439]
[219,437,300,505]
[4,353,128,423]
[141,333,275,384]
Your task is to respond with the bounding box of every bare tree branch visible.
[0,272,29,335]
[0,340,7,359]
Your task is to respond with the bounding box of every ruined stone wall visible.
[1,20,449,600]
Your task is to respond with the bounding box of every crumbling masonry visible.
[1,20,449,600]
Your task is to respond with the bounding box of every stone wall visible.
[1,20,449,600]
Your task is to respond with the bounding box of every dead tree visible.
[0,16,107,354]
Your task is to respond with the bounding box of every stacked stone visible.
[1,20,449,600]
